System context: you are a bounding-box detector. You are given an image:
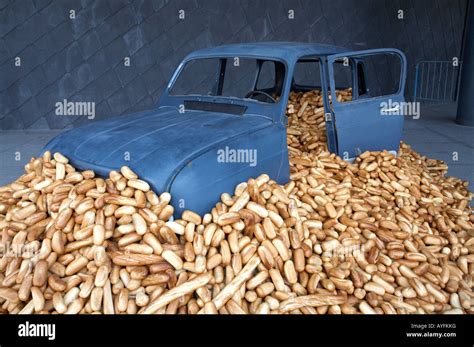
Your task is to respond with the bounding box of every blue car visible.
[44,42,407,216]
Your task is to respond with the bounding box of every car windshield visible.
[170,57,285,104]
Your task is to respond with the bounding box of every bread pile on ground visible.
[0,89,472,314]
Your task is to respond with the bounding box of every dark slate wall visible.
[0,0,467,129]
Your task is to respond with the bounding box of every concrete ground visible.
[0,103,472,189]
[402,103,473,185]
[0,130,62,185]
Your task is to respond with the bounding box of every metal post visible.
[456,1,474,126]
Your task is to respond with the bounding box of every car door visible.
[327,49,407,160]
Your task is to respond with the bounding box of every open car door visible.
[327,48,407,160]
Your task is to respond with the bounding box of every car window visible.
[293,60,321,89]
[357,54,402,97]
[332,59,353,90]
[331,53,402,102]
[256,61,276,90]
[221,58,256,98]
[170,57,285,103]
[170,58,220,96]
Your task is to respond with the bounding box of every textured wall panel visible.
[0,0,467,129]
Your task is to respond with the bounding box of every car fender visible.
[167,122,289,216]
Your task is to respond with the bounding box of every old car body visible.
[43,42,407,215]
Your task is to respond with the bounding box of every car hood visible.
[43,107,271,192]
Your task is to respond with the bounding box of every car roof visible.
[185,42,349,62]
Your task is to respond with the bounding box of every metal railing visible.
[413,61,462,104]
